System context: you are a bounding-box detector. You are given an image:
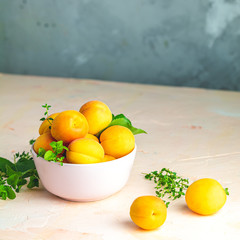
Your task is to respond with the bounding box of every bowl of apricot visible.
[31,143,136,201]
[31,100,143,201]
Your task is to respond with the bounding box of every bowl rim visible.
[31,144,137,167]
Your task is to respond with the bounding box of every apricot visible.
[79,100,112,135]
[185,178,227,215]
[103,155,116,162]
[66,138,104,164]
[39,113,59,135]
[51,110,89,145]
[33,132,56,154]
[100,125,135,158]
[85,133,99,142]
[130,196,167,230]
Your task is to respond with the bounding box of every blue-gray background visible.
[1,0,240,90]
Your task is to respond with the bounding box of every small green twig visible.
[144,168,189,207]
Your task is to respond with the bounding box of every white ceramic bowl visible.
[31,145,136,202]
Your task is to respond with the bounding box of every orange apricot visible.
[103,155,116,162]
[51,110,89,145]
[79,100,112,135]
[33,132,56,154]
[100,125,135,158]
[66,138,104,164]
[130,196,167,230]
[85,133,99,142]
[39,113,59,135]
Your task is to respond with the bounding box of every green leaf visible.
[0,145,41,201]
[50,140,64,154]
[110,114,146,135]
[127,125,147,135]
[63,146,69,151]
[224,188,229,196]
[27,175,39,189]
[44,151,56,161]
[15,156,36,173]
[0,157,16,174]
[38,148,46,158]
[96,113,147,137]
[16,178,27,192]
[6,164,17,176]
[113,114,132,125]
[5,186,16,199]
[7,173,22,189]
[40,117,46,121]
[49,141,57,150]
[0,186,7,200]
[21,169,34,178]
[29,139,36,145]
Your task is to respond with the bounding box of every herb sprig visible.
[40,104,54,127]
[144,168,189,207]
[38,141,68,166]
[0,150,39,200]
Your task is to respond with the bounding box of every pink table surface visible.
[0,73,240,240]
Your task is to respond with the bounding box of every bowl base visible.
[58,193,117,202]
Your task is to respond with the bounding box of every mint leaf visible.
[0,185,7,200]
[6,165,17,176]
[63,146,69,151]
[49,141,68,155]
[49,141,57,151]
[29,139,36,145]
[50,140,64,154]
[27,175,39,189]
[0,157,16,174]
[56,156,65,166]
[40,141,68,165]
[15,157,36,172]
[5,186,16,199]
[16,178,27,192]
[44,151,56,161]
[7,173,22,189]
[0,146,40,200]
[38,148,46,158]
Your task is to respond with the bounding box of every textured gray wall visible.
[0,0,240,90]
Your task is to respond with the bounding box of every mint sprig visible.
[96,113,147,137]
[0,150,39,200]
[38,141,68,166]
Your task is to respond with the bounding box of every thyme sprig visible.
[144,168,189,207]
[40,104,53,127]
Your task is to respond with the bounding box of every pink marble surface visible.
[0,73,240,240]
